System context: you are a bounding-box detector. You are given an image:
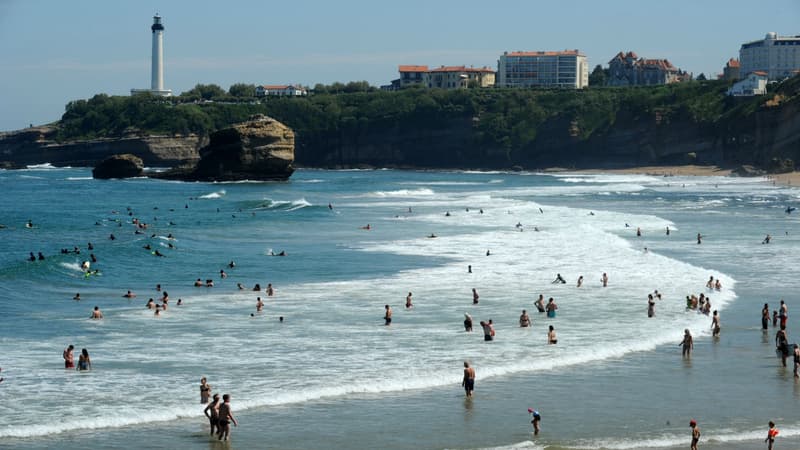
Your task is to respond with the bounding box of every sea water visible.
[0,167,798,450]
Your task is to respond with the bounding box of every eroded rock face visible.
[92,154,144,179]
[187,115,294,181]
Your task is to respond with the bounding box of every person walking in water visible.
[217,394,238,441]
[690,419,700,450]
[680,329,693,357]
[204,394,220,436]
[711,310,721,337]
[765,421,778,450]
[462,361,475,398]
[647,294,656,318]
[472,288,479,304]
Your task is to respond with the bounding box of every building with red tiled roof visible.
[497,50,589,89]
[397,65,496,89]
[727,71,768,96]
[723,58,741,80]
[607,51,682,86]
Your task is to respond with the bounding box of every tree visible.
[696,73,707,81]
[589,65,608,87]
[181,84,227,100]
[229,83,257,98]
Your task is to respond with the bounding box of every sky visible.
[1,0,799,131]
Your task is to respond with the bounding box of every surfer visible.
[636,227,641,237]
[680,329,693,357]
[462,361,475,398]
[519,309,531,327]
[25,220,33,228]
[361,224,371,230]
[428,233,437,238]
[468,265,472,273]
[763,234,771,244]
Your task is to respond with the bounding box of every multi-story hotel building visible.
[740,32,800,80]
[497,50,588,89]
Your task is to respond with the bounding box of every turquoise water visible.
[0,167,798,449]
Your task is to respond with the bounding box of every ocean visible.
[0,166,798,450]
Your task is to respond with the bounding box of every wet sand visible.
[562,165,800,187]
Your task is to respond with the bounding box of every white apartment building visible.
[740,32,800,80]
[497,50,588,89]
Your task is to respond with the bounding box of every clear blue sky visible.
[1,0,798,131]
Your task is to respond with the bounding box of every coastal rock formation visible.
[92,154,144,179]
[0,126,204,168]
[160,115,294,181]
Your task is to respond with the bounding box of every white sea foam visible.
[24,163,63,170]
[198,189,226,199]
[367,188,436,198]
[66,176,93,181]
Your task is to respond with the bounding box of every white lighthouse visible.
[132,14,172,96]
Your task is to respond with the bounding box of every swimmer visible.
[679,329,693,357]
[220,269,227,279]
[204,394,220,436]
[462,361,475,397]
[384,305,392,325]
[714,279,721,291]
[123,290,136,299]
[794,344,800,378]
[156,284,161,292]
[200,377,212,404]
[552,273,566,284]
[154,250,164,257]
[463,313,473,332]
[90,306,103,319]
[706,276,714,289]
[177,298,182,306]
[73,293,81,301]
[143,244,152,250]
[194,278,204,287]
[472,288,479,304]
[28,252,36,262]
[26,220,33,228]
[763,234,771,244]
[779,300,788,328]
[154,304,161,316]
[361,224,371,230]
[636,227,641,237]
[776,327,790,367]
[253,283,261,292]
[228,260,236,268]
[256,297,264,312]
[445,212,451,217]
[146,299,155,309]
[237,283,244,290]
[547,325,557,344]
[38,252,45,261]
[405,292,413,308]
[267,283,274,296]
[519,309,531,327]
[206,279,214,287]
[109,233,116,240]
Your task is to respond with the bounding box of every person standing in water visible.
[680,329,693,357]
[697,233,702,244]
[63,345,75,369]
[711,310,721,337]
[462,361,475,398]
[530,409,541,435]
[405,292,413,308]
[765,421,778,450]
[384,305,392,325]
[519,310,531,327]
[690,420,700,450]
[793,344,800,378]
[90,306,103,319]
[776,327,789,367]
[472,288,479,304]
[576,276,583,287]
[762,303,771,331]
[601,272,609,287]
[200,377,212,404]
[647,294,656,318]
[463,313,473,332]
[77,348,91,371]
[480,321,493,341]
[217,394,238,441]
[546,298,558,318]
[547,325,557,344]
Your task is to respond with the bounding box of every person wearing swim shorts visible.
[384,305,392,325]
[690,419,700,450]
[548,325,557,344]
[217,394,238,441]
[546,298,558,318]
[462,361,475,398]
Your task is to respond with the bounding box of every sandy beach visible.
[563,165,800,186]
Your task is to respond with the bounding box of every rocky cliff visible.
[0,126,204,168]
[156,115,294,181]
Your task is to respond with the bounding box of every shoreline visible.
[561,164,800,187]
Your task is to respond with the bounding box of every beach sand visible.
[562,165,800,186]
